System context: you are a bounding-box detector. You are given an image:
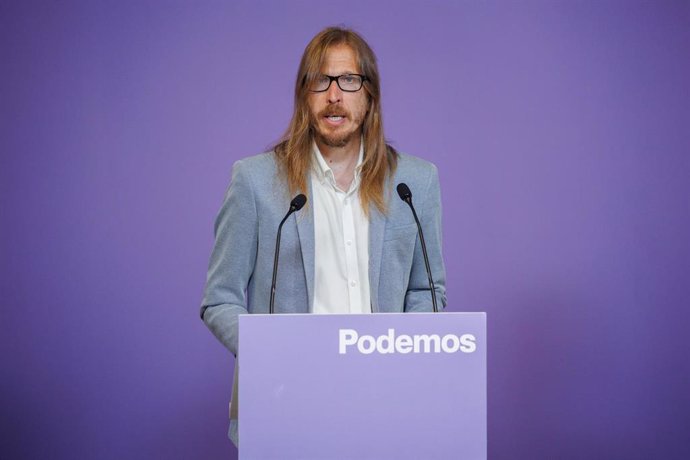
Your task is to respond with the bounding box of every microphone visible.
[396,183,438,313]
[270,194,307,314]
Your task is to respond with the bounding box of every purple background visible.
[1,1,688,459]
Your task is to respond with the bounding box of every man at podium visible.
[200,26,446,446]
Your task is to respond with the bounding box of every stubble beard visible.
[312,108,364,149]
[314,128,356,148]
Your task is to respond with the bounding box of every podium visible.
[238,312,486,460]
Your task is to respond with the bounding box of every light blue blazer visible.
[199,151,446,445]
[201,151,446,356]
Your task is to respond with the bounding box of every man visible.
[200,26,446,445]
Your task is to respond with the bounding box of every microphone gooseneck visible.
[396,183,438,313]
[270,194,307,314]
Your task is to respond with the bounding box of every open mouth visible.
[323,114,347,126]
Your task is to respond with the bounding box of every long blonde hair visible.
[273,26,397,215]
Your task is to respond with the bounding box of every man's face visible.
[308,44,369,149]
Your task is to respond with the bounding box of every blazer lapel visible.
[296,184,315,311]
[368,205,386,312]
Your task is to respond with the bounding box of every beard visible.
[311,104,364,148]
[314,128,356,148]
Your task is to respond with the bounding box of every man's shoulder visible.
[393,152,439,184]
[396,152,437,171]
[230,151,280,183]
[234,151,278,172]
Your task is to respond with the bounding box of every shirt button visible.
[350,280,357,287]
[346,240,352,246]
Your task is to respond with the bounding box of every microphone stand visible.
[270,194,307,314]
[397,183,438,313]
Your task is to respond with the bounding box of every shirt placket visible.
[341,189,362,314]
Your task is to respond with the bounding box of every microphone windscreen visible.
[291,194,307,211]
[396,183,412,201]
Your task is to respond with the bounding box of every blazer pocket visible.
[383,223,418,242]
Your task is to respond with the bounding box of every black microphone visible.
[396,183,438,313]
[270,194,307,314]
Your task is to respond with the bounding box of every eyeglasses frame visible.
[308,73,368,93]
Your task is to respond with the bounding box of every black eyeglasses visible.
[309,74,368,92]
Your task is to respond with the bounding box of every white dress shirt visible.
[311,142,371,314]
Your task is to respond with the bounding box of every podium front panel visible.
[239,312,486,460]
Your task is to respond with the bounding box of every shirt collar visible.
[312,139,364,189]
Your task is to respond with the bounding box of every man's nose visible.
[326,80,343,104]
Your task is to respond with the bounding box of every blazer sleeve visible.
[404,164,447,311]
[199,159,258,356]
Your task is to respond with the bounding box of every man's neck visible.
[316,136,361,191]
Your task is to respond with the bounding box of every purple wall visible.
[1,1,688,459]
